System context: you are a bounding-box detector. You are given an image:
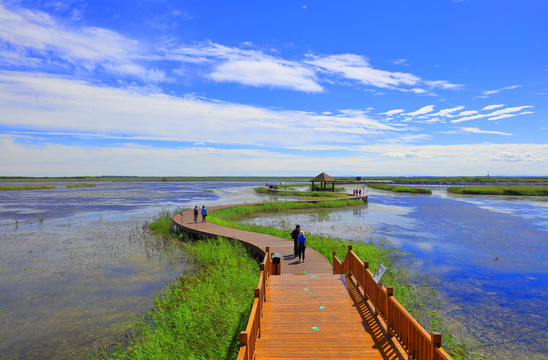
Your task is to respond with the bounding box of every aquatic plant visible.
[447,185,548,196]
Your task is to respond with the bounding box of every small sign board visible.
[356,176,362,181]
[372,264,387,284]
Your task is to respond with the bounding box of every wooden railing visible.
[237,247,272,360]
[333,245,453,360]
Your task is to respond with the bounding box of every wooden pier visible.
[174,199,452,360]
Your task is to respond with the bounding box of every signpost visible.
[372,264,387,285]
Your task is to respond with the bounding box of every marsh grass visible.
[366,183,432,194]
[102,210,258,360]
[66,183,97,188]
[0,185,56,191]
[447,185,548,196]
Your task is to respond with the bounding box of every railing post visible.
[431,332,442,360]
[332,251,337,274]
[239,331,248,360]
[386,286,394,337]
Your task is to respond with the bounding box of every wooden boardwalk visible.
[174,199,451,360]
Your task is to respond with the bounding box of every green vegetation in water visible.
[208,200,478,359]
[202,189,214,192]
[254,186,347,198]
[0,185,56,191]
[366,183,432,194]
[66,183,97,188]
[103,210,259,360]
[447,185,548,196]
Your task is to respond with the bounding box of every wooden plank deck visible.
[256,274,404,360]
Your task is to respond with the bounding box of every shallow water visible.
[0,181,267,359]
[243,186,548,360]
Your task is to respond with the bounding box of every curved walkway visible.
[174,203,333,274]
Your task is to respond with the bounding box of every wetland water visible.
[243,186,548,360]
[0,181,266,360]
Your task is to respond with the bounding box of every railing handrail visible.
[237,248,271,360]
[335,245,453,360]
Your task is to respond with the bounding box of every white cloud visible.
[451,106,533,123]
[305,54,461,92]
[455,110,478,117]
[461,127,513,136]
[0,71,398,148]
[210,59,322,92]
[482,104,504,111]
[482,85,522,96]
[430,106,464,117]
[0,3,167,82]
[408,105,435,116]
[378,109,405,116]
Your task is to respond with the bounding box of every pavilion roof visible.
[310,172,335,182]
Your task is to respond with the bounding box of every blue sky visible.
[0,0,547,176]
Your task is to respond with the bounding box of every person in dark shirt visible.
[291,224,301,257]
[193,206,199,223]
[297,231,306,262]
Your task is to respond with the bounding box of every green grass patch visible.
[447,185,548,196]
[254,186,347,198]
[66,183,97,188]
[201,189,214,193]
[0,185,56,191]
[366,183,431,194]
[104,211,259,360]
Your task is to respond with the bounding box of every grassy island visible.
[447,185,548,196]
[66,183,97,188]
[254,186,347,198]
[366,183,432,194]
[0,185,56,191]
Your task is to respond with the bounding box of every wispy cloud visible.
[304,54,462,93]
[408,105,434,116]
[378,109,405,116]
[430,106,464,117]
[480,85,522,97]
[482,104,504,111]
[461,127,513,136]
[451,106,533,123]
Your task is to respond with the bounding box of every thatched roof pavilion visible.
[310,172,335,192]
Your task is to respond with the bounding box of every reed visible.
[103,210,258,360]
[447,185,548,196]
[366,183,432,194]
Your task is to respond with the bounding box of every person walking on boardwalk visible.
[291,224,301,257]
[297,231,306,262]
[201,205,207,223]
[193,206,199,223]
